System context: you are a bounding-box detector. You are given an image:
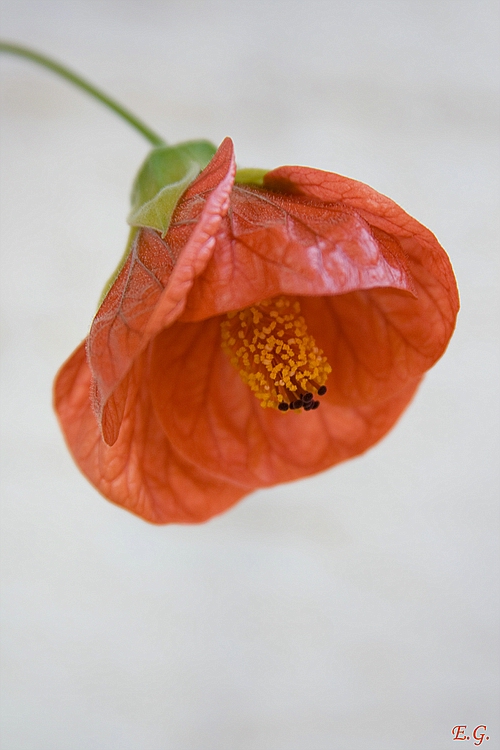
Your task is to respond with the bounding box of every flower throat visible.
[221,296,331,412]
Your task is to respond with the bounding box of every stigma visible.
[220,296,331,411]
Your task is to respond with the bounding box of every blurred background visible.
[0,1,498,748]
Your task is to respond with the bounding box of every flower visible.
[54,137,459,524]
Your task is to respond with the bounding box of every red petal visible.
[148,314,423,486]
[88,137,236,444]
[54,342,250,524]
[264,165,459,327]
[180,183,415,321]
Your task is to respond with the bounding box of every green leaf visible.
[234,168,268,186]
[128,140,217,236]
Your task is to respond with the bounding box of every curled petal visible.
[54,342,250,523]
[264,165,459,334]
[88,137,236,444]
[180,183,415,322]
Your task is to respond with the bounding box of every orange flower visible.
[54,138,459,524]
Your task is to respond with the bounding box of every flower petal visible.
[148,314,423,486]
[180,183,415,321]
[54,342,251,524]
[88,137,236,444]
[264,165,459,327]
[300,288,452,407]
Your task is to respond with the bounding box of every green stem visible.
[0,41,166,146]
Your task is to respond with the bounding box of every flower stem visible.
[0,41,166,146]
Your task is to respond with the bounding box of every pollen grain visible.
[220,296,331,411]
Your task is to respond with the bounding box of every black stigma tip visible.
[311,400,320,409]
[303,392,313,402]
[317,385,327,396]
[278,402,289,412]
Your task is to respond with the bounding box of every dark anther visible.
[317,385,327,396]
[303,392,313,402]
[289,402,296,410]
[278,402,289,412]
[303,402,313,411]
[292,400,303,409]
[311,400,320,409]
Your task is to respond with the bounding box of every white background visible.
[0,1,498,748]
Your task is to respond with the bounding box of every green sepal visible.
[234,168,268,186]
[98,227,138,307]
[128,140,217,236]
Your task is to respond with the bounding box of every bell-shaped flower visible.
[54,137,459,523]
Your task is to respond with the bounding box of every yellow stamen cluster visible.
[220,296,331,411]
